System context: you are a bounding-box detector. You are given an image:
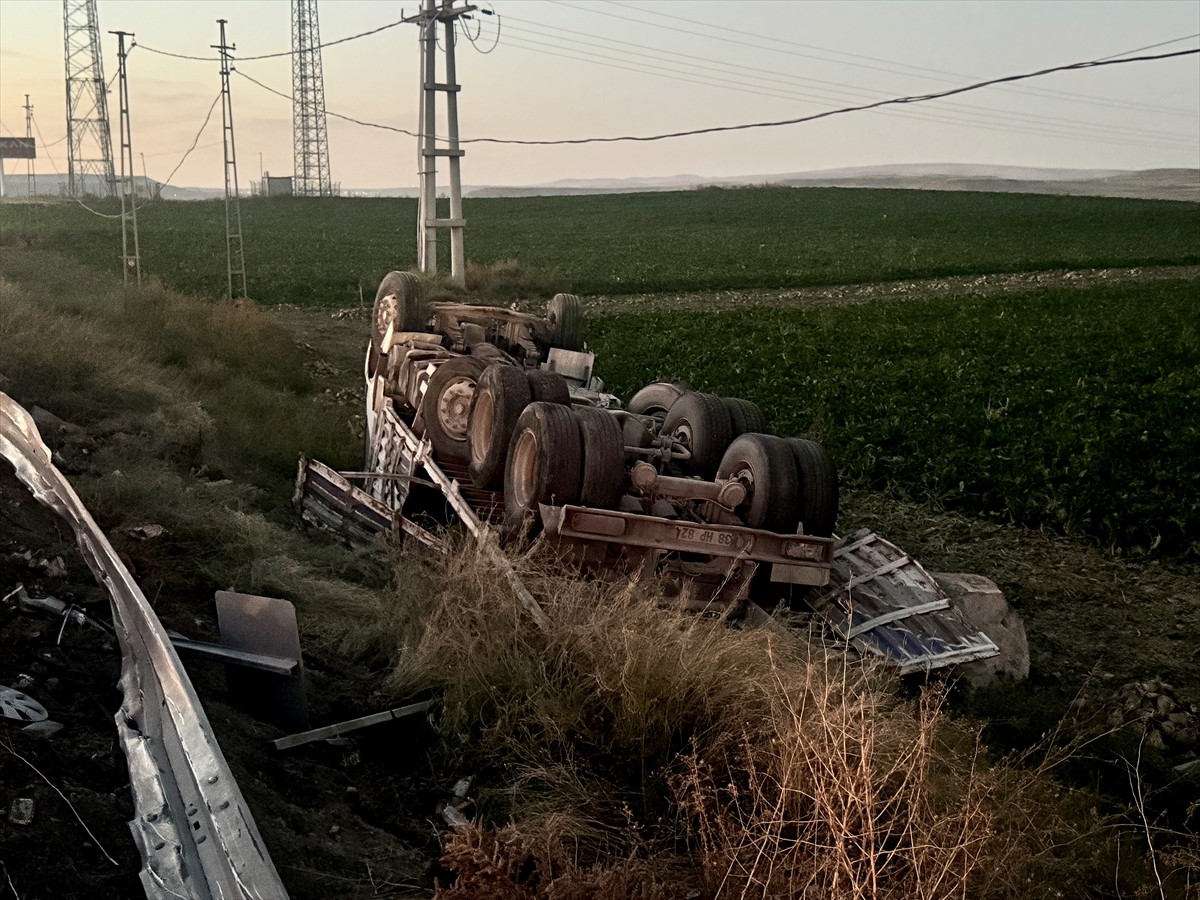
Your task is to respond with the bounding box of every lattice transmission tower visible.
[62,0,116,197]
[291,0,333,196]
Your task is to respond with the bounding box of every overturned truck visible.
[298,272,1012,675]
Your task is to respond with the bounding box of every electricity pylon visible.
[213,19,248,299]
[291,0,333,196]
[23,95,35,198]
[111,30,141,285]
[62,0,116,197]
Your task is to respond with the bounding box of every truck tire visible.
[468,363,532,489]
[621,413,654,452]
[547,293,584,351]
[716,433,799,531]
[372,271,428,357]
[723,397,766,437]
[525,369,571,405]
[627,381,685,417]
[505,402,582,526]
[784,437,839,537]
[662,391,734,478]
[422,356,487,463]
[573,407,625,509]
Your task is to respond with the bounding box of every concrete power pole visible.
[416,0,474,287]
[213,19,248,300]
[62,0,116,197]
[111,31,141,285]
[23,95,35,198]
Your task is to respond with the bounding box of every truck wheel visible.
[525,369,571,405]
[662,391,734,478]
[784,437,839,537]
[573,407,625,509]
[422,356,487,463]
[547,293,584,351]
[468,363,531,489]
[621,413,654,452]
[723,397,766,436]
[627,381,685,417]
[716,434,799,531]
[372,271,428,357]
[505,402,582,525]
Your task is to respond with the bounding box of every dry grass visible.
[384,542,1121,899]
[0,244,381,646]
[464,258,557,302]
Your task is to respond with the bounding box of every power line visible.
[461,8,501,54]
[496,37,1193,151]
[235,69,422,138]
[458,47,1200,147]
[497,24,1197,148]
[233,45,1197,152]
[575,1,1200,119]
[155,91,223,191]
[30,116,63,175]
[134,14,412,64]
[236,43,1200,151]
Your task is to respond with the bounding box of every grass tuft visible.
[388,543,1115,899]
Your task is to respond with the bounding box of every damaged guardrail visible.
[0,393,288,900]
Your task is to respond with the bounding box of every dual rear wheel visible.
[502,401,625,526]
[716,434,838,536]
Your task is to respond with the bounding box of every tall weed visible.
[389,544,1106,899]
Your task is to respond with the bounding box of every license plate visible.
[673,524,749,551]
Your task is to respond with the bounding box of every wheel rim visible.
[375,293,398,337]
[510,429,539,509]
[436,377,476,442]
[671,420,695,454]
[470,390,496,465]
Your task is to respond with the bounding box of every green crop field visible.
[590,280,1200,557]
[4,188,1196,556]
[2,187,1197,305]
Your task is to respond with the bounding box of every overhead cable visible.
[498,24,1197,147]
[455,48,1200,146]
[234,70,422,138]
[574,1,1200,118]
[134,15,411,64]
[234,45,1196,152]
[155,91,224,190]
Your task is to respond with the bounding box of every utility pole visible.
[62,0,116,197]
[111,31,141,285]
[291,0,333,196]
[415,0,474,287]
[213,19,247,300]
[23,95,35,198]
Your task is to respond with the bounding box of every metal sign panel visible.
[0,136,35,159]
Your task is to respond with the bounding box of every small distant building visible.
[263,172,293,197]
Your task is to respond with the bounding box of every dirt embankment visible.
[577,264,1200,316]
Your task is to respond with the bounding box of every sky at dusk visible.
[1,0,1197,191]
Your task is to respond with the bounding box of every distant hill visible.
[468,164,1199,202]
[7,164,1196,203]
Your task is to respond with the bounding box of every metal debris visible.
[0,685,48,722]
[1,392,289,900]
[811,529,1000,675]
[8,798,35,826]
[273,698,435,751]
[21,720,64,739]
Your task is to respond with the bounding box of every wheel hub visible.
[375,293,398,335]
[437,378,476,442]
